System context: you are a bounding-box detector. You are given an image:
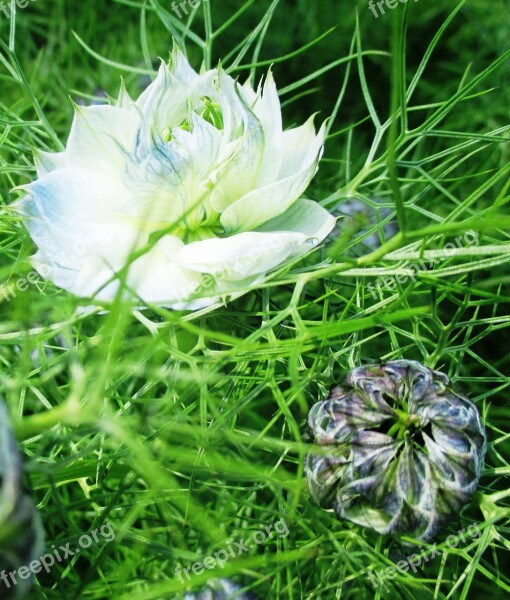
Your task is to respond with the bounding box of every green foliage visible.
[1,0,510,598]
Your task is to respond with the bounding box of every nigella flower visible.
[17,46,335,310]
[0,398,45,599]
[305,360,487,540]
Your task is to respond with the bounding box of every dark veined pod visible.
[305,360,487,540]
[0,398,45,599]
[180,578,258,599]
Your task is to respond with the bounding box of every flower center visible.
[162,96,224,142]
[378,392,426,444]
[388,408,421,439]
[157,96,226,241]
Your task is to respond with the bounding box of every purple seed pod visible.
[305,360,487,540]
[333,197,398,252]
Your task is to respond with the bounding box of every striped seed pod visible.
[305,360,487,540]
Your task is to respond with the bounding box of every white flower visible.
[18,47,336,310]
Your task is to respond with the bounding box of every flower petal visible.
[136,46,199,114]
[125,237,207,306]
[33,236,209,308]
[33,150,67,177]
[18,168,141,270]
[134,50,216,160]
[220,140,323,233]
[32,252,81,291]
[241,71,283,187]
[279,116,326,178]
[255,198,336,249]
[176,231,309,281]
[124,113,224,229]
[116,79,135,109]
[208,72,265,212]
[135,62,190,138]
[66,105,140,175]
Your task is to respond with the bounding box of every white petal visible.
[169,295,220,311]
[116,79,134,109]
[240,76,257,103]
[124,114,223,228]
[208,73,265,213]
[134,236,270,309]
[176,231,309,281]
[136,62,188,127]
[66,105,140,175]
[33,235,208,308]
[32,252,80,290]
[134,61,216,160]
[33,150,67,177]
[220,153,321,233]
[126,237,205,305]
[255,198,336,250]
[70,255,119,299]
[246,71,284,187]
[32,251,121,300]
[279,116,326,178]
[169,44,201,85]
[21,167,129,220]
[19,168,141,270]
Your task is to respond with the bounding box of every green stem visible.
[14,398,92,440]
